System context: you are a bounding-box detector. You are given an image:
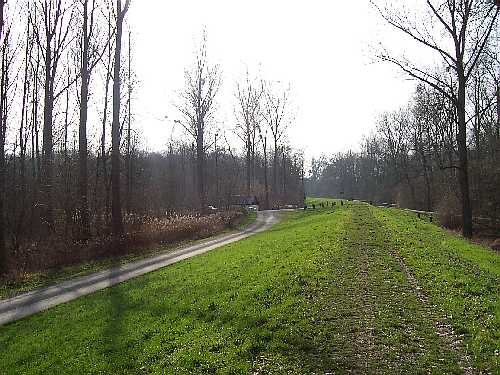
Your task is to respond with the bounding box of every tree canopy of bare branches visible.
[262,80,291,196]
[234,70,262,195]
[176,33,221,211]
[372,0,499,238]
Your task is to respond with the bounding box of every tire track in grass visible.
[351,211,377,372]
[332,207,401,373]
[372,206,499,373]
[370,204,477,374]
[264,206,379,373]
[333,210,379,373]
[285,208,367,373]
[389,248,475,375]
[343,205,462,374]
[359,248,375,365]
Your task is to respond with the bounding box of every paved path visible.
[0,210,281,326]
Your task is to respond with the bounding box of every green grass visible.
[0,211,257,300]
[373,207,500,372]
[306,196,342,205]
[0,203,498,374]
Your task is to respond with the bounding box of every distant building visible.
[230,195,259,206]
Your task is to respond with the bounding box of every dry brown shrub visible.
[6,210,245,277]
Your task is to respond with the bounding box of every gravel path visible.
[0,210,281,326]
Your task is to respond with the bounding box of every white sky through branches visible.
[129,0,419,159]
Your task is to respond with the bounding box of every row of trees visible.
[171,35,303,213]
[308,77,499,218]
[0,1,303,275]
[0,0,131,273]
[308,0,499,238]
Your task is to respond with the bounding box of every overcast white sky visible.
[128,0,418,160]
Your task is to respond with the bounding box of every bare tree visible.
[497,81,500,140]
[0,1,4,37]
[257,125,269,209]
[77,0,116,238]
[378,110,416,207]
[0,0,8,273]
[110,0,130,235]
[29,12,42,237]
[262,80,290,200]
[0,2,307,275]
[98,2,114,222]
[412,84,436,211]
[77,0,94,239]
[125,30,133,214]
[13,7,33,248]
[32,0,75,233]
[176,34,221,211]
[234,70,262,195]
[373,0,499,237]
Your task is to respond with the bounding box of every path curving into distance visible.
[0,210,282,326]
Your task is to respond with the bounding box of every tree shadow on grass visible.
[99,262,150,373]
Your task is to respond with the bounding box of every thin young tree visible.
[234,70,261,195]
[0,0,7,273]
[78,0,116,238]
[77,0,94,239]
[125,30,133,214]
[29,13,42,236]
[111,0,130,235]
[262,80,290,200]
[176,34,221,211]
[257,125,270,209]
[98,1,115,221]
[15,9,34,244]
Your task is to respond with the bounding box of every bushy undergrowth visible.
[5,210,245,277]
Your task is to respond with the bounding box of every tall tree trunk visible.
[126,31,132,214]
[282,146,286,198]
[405,172,416,209]
[191,143,196,206]
[457,69,473,238]
[101,30,112,222]
[64,74,72,236]
[273,138,277,197]
[496,83,500,141]
[0,19,6,273]
[264,137,269,210]
[0,91,5,273]
[251,130,256,190]
[111,0,130,235]
[214,134,219,206]
[196,123,205,211]
[41,38,55,233]
[246,132,251,195]
[17,19,31,241]
[30,45,40,237]
[420,150,432,211]
[78,0,91,239]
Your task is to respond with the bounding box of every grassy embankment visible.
[0,201,498,374]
